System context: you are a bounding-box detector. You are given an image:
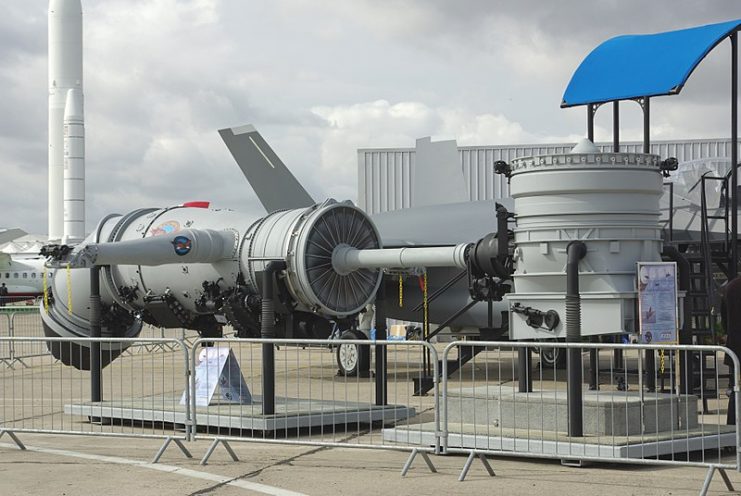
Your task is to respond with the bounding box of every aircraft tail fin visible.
[412,137,468,208]
[219,125,315,212]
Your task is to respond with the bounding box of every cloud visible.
[0,0,739,236]
[309,99,539,200]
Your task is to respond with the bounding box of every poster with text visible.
[637,262,678,344]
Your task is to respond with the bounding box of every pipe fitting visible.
[261,260,286,339]
[565,241,587,343]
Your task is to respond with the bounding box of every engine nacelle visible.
[41,200,382,368]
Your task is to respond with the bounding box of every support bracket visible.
[151,436,192,464]
[0,430,26,450]
[699,466,736,495]
[458,451,495,481]
[200,438,239,466]
[400,448,437,476]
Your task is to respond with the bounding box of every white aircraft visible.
[0,254,46,305]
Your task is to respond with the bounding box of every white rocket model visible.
[48,0,84,242]
[63,89,85,243]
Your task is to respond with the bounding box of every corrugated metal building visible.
[357,138,739,215]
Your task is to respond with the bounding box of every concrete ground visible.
[0,433,739,495]
[1,318,739,495]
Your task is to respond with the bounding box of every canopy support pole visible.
[587,103,595,142]
[613,101,620,152]
[731,31,738,279]
[643,97,650,154]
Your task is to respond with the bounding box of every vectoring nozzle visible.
[511,303,560,331]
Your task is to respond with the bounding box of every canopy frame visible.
[564,23,740,276]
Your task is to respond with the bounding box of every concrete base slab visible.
[447,387,698,436]
[384,422,736,459]
[65,394,414,432]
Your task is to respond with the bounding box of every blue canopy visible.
[562,19,741,108]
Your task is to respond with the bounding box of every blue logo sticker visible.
[172,236,192,256]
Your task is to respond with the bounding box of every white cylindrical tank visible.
[506,140,664,339]
[49,0,83,241]
[63,88,85,243]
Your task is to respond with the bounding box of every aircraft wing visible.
[371,199,510,247]
[219,124,315,213]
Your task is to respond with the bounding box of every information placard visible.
[180,347,251,407]
[637,262,678,344]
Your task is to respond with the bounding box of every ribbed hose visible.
[89,295,102,331]
[565,241,586,438]
[565,294,581,342]
[565,241,587,343]
[261,295,275,339]
[261,261,286,415]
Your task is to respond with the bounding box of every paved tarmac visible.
[0,432,739,495]
[1,319,739,495]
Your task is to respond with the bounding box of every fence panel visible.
[441,341,740,480]
[0,314,11,368]
[124,325,207,355]
[9,311,48,363]
[189,338,440,466]
[0,337,192,462]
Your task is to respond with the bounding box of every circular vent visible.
[298,203,381,315]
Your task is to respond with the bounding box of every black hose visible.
[566,241,587,342]
[565,241,587,437]
[375,276,387,406]
[90,266,102,404]
[661,245,693,394]
[261,261,286,415]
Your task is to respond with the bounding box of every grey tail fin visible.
[219,124,315,212]
[412,137,468,208]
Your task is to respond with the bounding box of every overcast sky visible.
[1,0,740,235]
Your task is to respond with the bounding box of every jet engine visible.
[41,199,384,368]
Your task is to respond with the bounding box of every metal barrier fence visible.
[441,341,740,492]
[0,308,202,365]
[0,314,10,368]
[189,337,440,470]
[1,335,740,492]
[9,312,48,365]
[0,337,192,462]
[125,325,201,355]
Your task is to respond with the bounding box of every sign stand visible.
[182,347,251,407]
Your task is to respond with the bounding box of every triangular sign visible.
[181,347,251,407]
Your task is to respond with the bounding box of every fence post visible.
[190,341,199,442]
[179,339,193,442]
[0,313,12,368]
[7,313,14,364]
